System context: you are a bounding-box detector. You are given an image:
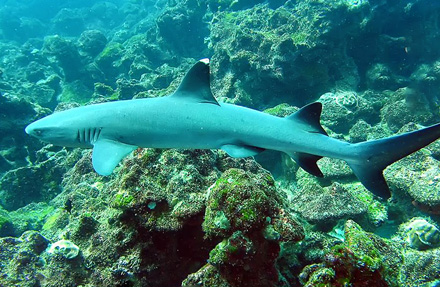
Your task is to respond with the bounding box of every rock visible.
[0,231,49,286]
[0,147,70,211]
[95,42,124,79]
[43,35,84,82]
[51,8,85,36]
[209,2,368,108]
[299,220,402,287]
[366,63,403,91]
[78,30,107,57]
[380,88,437,132]
[385,124,440,206]
[292,182,367,225]
[156,0,208,56]
[0,207,13,237]
[182,264,229,287]
[203,168,279,237]
[319,91,378,134]
[400,249,440,286]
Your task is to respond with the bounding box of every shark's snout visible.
[25,124,33,135]
[25,122,40,137]
[25,121,44,138]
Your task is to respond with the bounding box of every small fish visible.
[412,201,440,215]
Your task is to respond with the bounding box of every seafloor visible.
[1,0,440,286]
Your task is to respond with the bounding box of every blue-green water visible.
[1,0,440,286]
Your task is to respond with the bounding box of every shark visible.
[25,58,440,199]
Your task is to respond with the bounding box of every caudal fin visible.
[347,123,440,199]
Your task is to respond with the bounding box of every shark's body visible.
[26,59,440,199]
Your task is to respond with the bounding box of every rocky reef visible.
[1,0,440,286]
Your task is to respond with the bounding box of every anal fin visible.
[92,139,137,176]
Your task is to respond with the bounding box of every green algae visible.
[263,103,298,117]
[97,42,123,63]
[0,212,13,236]
[347,182,388,226]
[41,208,70,235]
[59,81,92,104]
[113,190,135,208]
[262,224,281,241]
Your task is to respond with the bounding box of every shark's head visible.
[25,111,87,147]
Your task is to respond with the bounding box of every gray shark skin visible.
[26,59,440,199]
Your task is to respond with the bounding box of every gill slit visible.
[77,127,102,144]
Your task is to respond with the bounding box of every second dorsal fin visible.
[287,102,327,135]
[288,152,324,177]
[171,58,220,106]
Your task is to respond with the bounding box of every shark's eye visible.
[34,129,43,136]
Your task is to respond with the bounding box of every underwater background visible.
[1,0,440,286]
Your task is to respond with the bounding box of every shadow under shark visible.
[26,59,440,199]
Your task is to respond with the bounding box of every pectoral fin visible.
[221,144,265,158]
[92,139,137,176]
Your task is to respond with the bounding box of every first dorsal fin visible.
[287,102,327,135]
[171,58,220,106]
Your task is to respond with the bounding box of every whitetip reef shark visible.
[26,58,440,199]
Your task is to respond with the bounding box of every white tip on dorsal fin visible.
[172,59,220,106]
[199,58,210,64]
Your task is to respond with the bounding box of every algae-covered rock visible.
[44,147,295,286]
[209,2,369,108]
[299,220,402,287]
[51,8,85,36]
[201,167,304,286]
[0,231,49,286]
[366,62,402,91]
[203,168,278,237]
[0,92,43,170]
[78,29,107,57]
[0,147,70,211]
[156,0,208,56]
[113,148,219,232]
[385,123,440,206]
[291,182,367,225]
[0,207,13,237]
[400,249,440,286]
[206,229,280,287]
[381,88,437,132]
[7,202,55,237]
[95,42,124,79]
[43,35,84,82]
[319,91,378,134]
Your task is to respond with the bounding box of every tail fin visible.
[347,123,440,199]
